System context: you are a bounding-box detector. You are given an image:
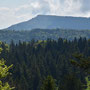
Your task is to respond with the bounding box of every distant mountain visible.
[6,15,90,31]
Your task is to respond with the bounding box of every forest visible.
[0,37,90,90]
[0,29,90,43]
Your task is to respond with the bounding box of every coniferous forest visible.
[0,37,90,90]
[1,1,90,90]
[0,29,90,43]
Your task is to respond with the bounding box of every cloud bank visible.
[0,0,90,29]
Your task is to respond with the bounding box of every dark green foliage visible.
[71,53,90,74]
[59,74,83,90]
[0,37,89,90]
[40,76,56,90]
[70,53,90,90]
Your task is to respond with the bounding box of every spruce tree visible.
[0,47,14,90]
[40,75,57,90]
[70,53,90,90]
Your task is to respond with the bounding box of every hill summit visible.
[6,15,90,31]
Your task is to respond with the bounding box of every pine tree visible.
[70,53,90,90]
[40,75,57,90]
[0,59,14,90]
[59,74,83,90]
[0,46,14,90]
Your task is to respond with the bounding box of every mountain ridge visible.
[5,15,90,31]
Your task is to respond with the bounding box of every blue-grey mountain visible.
[6,15,90,31]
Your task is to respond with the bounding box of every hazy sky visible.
[0,0,90,29]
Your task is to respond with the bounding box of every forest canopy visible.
[0,37,89,90]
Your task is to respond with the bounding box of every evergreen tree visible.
[70,53,90,90]
[0,37,89,90]
[40,75,57,90]
[0,59,14,90]
[59,74,83,90]
[0,46,14,90]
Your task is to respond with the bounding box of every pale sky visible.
[0,0,90,29]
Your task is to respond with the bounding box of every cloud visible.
[0,0,90,29]
[80,0,90,12]
[44,0,82,16]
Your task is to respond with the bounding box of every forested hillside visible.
[0,29,90,43]
[0,37,90,90]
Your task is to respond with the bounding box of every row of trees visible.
[0,37,89,90]
[41,54,90,90]
[0,29,90,43]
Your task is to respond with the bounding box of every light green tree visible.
[0,59,14,90]
[40,75,57,90]
[0,47,14,90]
[85,77,90,90]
